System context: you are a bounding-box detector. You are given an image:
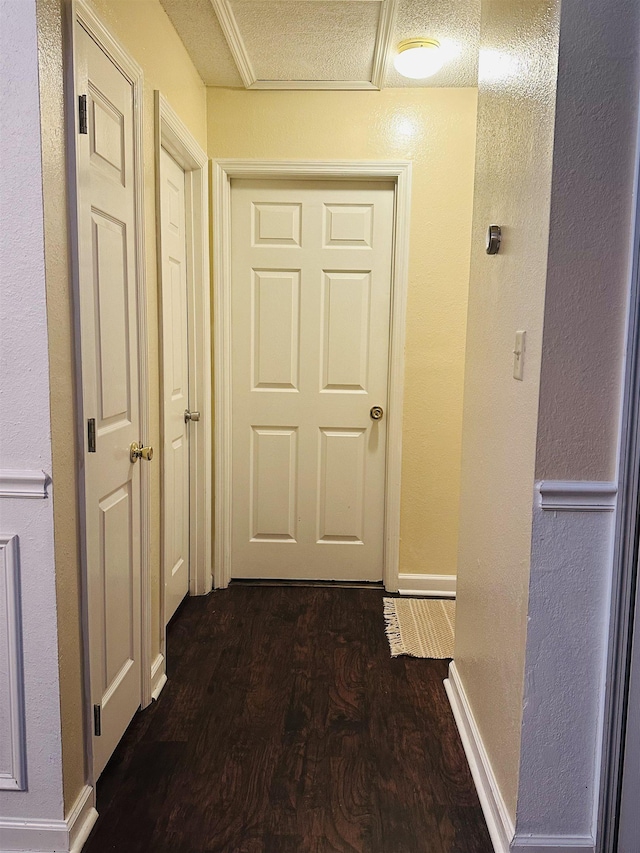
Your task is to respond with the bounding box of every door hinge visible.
[87,418,96,453]
[93,704,102,737]
[79,94,88,135]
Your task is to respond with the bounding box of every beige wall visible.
[38,0,476,813]
[454,0,561,820]
[207,87,477,579]
[33,0,640,832]
[36,0,207,811]
[88,0,207,151]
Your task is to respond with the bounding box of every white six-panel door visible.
[75,25,142,779]
[230,179,394,581]
[159,147,190,623]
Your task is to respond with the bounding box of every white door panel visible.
[231,180,394,581]
[159,148,190,623]
[76,25,142,780]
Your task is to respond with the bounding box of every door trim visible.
[70,0,152,778]
[155,92,213,648]
[213,160,412,591]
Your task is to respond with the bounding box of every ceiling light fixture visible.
[394,38,443,79]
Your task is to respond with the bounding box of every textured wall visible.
[35,0,207,812]
[36,0,87,813]
[207,87,478,579]
[454,0,561,821]
[0,0,64,825]
[535,0,640,481]
[516,499,616,839]
[516,0,640,840]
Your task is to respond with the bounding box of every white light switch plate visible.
[513,330,526,380]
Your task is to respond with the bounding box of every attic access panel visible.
[211,0,399,89]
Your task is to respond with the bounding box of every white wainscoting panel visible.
[398,573,456,597]
[0,534,26,791]
[512,482,616,849]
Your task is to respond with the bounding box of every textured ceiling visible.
[160,0,480,89]
[161,0,243,86]
[230,1,380,81]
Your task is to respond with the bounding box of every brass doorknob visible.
[370,406,384,421]
[130,442,154,463]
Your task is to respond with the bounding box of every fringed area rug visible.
[383,598,455,659]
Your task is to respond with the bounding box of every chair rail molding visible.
[0,469,49,499]
[538,480,617,512]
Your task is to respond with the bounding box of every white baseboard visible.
[510,835,595,853]
[0,784,97,853]
[0,816,69,852]
[150,653,167,701]
[444,661,514,853]
[68,784,98,852]
[397,573,456,597]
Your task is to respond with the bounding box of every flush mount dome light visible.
[394,38,443,79]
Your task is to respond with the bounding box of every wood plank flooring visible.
[83,586,492,853]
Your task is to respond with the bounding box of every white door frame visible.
[155,92,213,646]
[213,160,412,592]
[68,0,152,784]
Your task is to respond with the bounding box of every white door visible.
[159,147,190,623]
[230,179,394,581]
[75,25,143,779]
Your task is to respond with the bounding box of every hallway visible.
[82,587,491,853]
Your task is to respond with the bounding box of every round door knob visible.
[130,442,154,463]
[370,406,384,421]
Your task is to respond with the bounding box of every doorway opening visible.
[213,162,411,592]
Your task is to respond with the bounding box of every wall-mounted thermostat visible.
[486,224,502,255]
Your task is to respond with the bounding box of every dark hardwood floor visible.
[83,586,492,853]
